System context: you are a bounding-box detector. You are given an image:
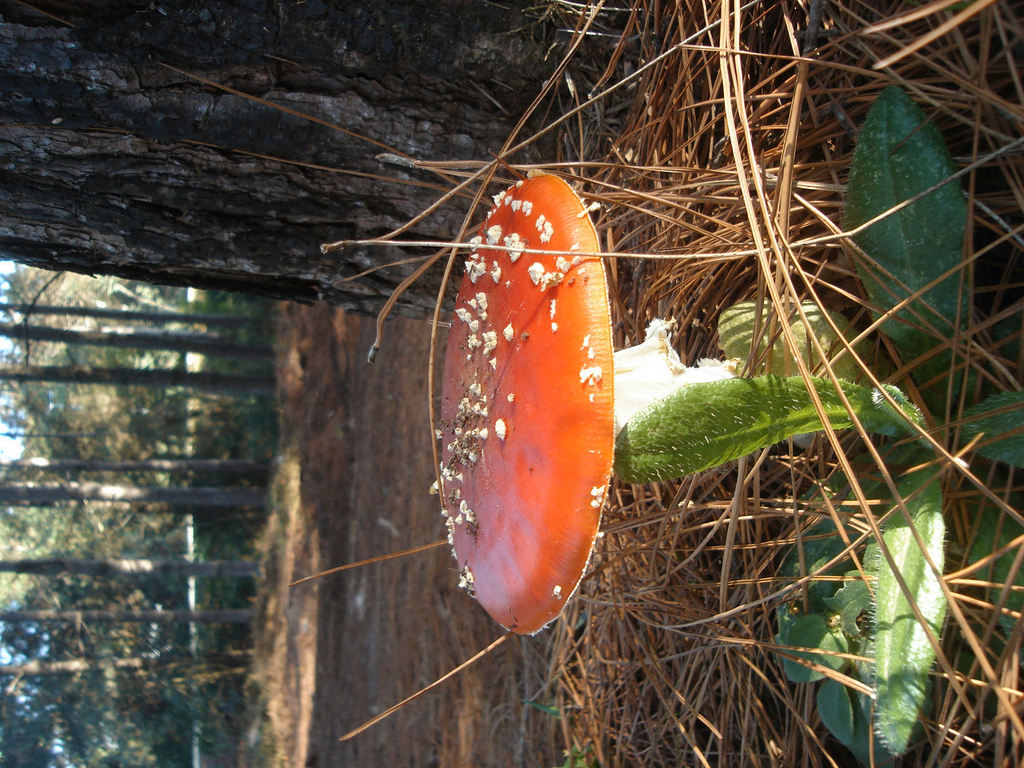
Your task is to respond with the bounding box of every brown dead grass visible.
[527,2,1024,767]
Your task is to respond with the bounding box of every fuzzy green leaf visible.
[825,577,872,638]
[775,519,859,682]
[967,503,1024,641]
[779,519,858,610]
[846,86,968,404]
[962,391,1024,468]
[818,678,899,766]
[614,376,916,483]
[872,453,947,754]
[849,680,899,767]
[522,699,562,718]
[718,300,867,380]
[779,613,848,683]
[817,679,857,749]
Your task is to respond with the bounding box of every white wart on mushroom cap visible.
[439,173,614,635]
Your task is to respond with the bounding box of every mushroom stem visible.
[613,336,921,484]
[612,319,737,434]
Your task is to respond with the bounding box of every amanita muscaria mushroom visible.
[439,173,614,634]
[438,174,917,636]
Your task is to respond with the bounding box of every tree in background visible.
[0,265,275,767]
[1,2,559,762]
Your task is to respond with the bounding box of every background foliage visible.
[0,265,276,767]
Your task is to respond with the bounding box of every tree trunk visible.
[0,303,250,328]
[0,363,274,394]
[0,1,553,317]
[0,481,264,507]
[0,323,273,361]
[0,557,259,579]
[0,609,253,623]
[1,431,107,441]
[0,651,250,677]
[1,457,268,475]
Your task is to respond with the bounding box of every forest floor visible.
[249,302,559,767]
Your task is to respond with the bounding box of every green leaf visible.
[614,375,917,483]
[824,577,872,638]
[966,503,1024,641]
[849,681,899,767]
[718,300,867,381]
[871,451,947,754]
[552,745,599,768]
[778,518,859,614]
[817,679,856,748]
[962,391,1024,468]
[778,613,849,683]
[775,519,863,682]
[846,86,968,406]
[524,700,565,720]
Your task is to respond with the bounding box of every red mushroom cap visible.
[439,173,614,634]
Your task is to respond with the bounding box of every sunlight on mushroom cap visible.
[438,173,614,635]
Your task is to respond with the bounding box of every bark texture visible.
[1,0,553,315]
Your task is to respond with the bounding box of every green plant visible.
[614,375,915,484]
[845,85,969,415]
[770,86,970,761]
[775,517,893,766]
[771,448,947,763]
[766,84,1024,763]
[871,448,946,752]
[615,85,982,762]
[554,745,599,768]
[612,319,943,760]
[718,300,869,381]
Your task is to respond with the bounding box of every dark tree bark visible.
[0,1,553,316]
[0,557,258,578]
[0,608,253,623]
[1,456,268,475]
[0,322,273,360]
[0,303,250,328]
[0,650,249,676]
[0,362,274,393]
[0,481,264,507]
